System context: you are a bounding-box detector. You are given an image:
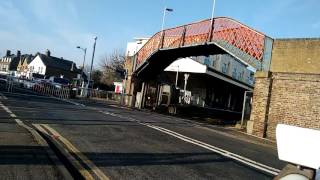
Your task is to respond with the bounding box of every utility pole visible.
[77,46,87,97]
[88,36,97,97]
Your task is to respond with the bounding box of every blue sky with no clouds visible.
[0,0,319,67]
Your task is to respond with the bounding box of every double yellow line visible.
[34,124,109,180]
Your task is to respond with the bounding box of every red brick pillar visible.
[247,71,272,138]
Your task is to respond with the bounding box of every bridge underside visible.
[135,43,226,80]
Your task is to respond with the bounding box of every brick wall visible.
[250,72,272,137]
[249,72,320,139]
[266,72,320,139]
[249,38,320,139]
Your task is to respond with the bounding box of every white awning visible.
[164,58,207,73]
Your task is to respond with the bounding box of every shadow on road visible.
[75,152,230,167]
[0,145,59,165]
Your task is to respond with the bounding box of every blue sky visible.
[0,0,319,67]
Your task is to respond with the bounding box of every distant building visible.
[27,50,81,81]
[124,38,149,94]
[0,50,24,76]
[113,82,123,94]
[125,37,150,57]
[17,54,34,78]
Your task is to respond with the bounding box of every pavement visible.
[0,91,286,180]
[0,95,68,179]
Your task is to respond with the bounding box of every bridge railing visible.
[135,17,266,70]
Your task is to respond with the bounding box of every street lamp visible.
[88,36,97,95]
[210,0,216,27]
[76,46,87,71]
[77,46,87,96]
[161,7,173,32]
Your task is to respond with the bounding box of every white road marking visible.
[0,93,280,176]
[0,99,104,179]
[100,110,280,176]
[0,92,8,100]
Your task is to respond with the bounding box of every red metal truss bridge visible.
[133,17,273,78]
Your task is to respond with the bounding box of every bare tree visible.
[99,49,126,86]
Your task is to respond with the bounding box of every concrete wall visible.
[248,38,320,139]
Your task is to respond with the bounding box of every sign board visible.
[184,90,191,104]
[276,124,320,169]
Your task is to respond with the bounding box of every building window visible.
[212,57,216,67]
[204,56,210,66]
[232,68,237,79]
[222,63,228,74]
[239,71,244,80]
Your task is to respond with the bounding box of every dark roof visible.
[24,55,34,64]
[38,53,79,72]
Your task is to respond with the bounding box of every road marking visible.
[143,123,280,175]
[100,110,280,176]
[34,124,95,180]
[56,98,86,107]
[0,92,8,100]
[0,101,73,179]
[40,124,109,180]
[0,91,86,107]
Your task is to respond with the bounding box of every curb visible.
[15,122,73,180]
[34,124,90,180]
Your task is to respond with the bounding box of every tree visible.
[91,70,102,85]
[99,49,126,86]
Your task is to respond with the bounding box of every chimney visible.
[6,50,11,56]
[45,49,51,57]
[17,50,21,57]
[71,63,74,71]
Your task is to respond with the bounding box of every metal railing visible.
[32,82,71,99]
[79,88,134,106]
[1,76,73,99]
[135,17,266,70]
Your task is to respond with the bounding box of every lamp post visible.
[161,7,173,32]
[76,46,87,71]
[211,0,216,26]
[77,46,87,96]
[87,36,97,97]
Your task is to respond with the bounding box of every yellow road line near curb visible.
[40,124,109,180]
[34,124,95,180]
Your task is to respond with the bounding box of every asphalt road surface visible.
[0,92,286,180]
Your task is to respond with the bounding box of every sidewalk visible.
[0,105,68,179]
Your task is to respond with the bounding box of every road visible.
[0,92,286,179]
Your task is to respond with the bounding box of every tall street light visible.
[161,7,173,32]
[76,46,87,96]
[210,0,216,27]
[76,46,87,71]
[88,36,97,94]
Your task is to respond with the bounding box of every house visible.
[17,54,34,78]
[27,50,81,81]
[0,50,24,76]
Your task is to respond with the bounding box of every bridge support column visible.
[247,71,272,138]
[139,82,147,109]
